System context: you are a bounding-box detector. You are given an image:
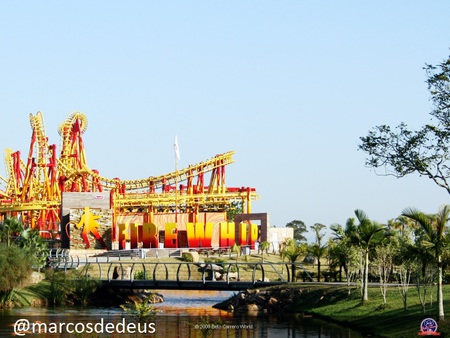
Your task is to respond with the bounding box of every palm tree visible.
[402,205,450,321]
[330,222,362,291]
[17,228,49,271]
[0,216,23,247]
[309,223,327,282]
[330,220,355,282]
[281,239,307,282]
[388,215,417,238]
[309,243,327,282]
[349,209,386,302]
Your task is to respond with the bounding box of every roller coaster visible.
[0,112,258,244]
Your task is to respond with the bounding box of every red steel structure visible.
[0,112,258,240]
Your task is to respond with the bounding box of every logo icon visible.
[418,318,440,336]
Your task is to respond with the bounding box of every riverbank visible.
[214,284,450,337]
[9,276,450,337]
[6,255,450,337]
[3,273,163,309]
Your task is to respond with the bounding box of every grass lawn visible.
[289,283,450,337]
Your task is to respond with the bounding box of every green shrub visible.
[134,270,146,280]
[45,270,70,306]
[70,277,100,305]
[0,244,34,307]
[229,265,237,273]
[121,299,156,324]
[182,252,194,262]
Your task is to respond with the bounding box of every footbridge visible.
[50,251,312,291]
[100,261,291,291]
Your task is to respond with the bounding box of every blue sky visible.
[1,1,450,241]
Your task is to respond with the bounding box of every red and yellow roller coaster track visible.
[0,112,258,233]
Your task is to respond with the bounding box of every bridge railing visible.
[71,261,309,286]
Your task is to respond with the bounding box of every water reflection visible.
[0,290,365,337]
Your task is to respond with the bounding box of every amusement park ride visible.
[0,112,261,250]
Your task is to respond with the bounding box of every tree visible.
[16,228,48,270]
[0,243,34,306]
[349,210,386,302]
[259,241,270,262]
[286,220,307,243]
[374,243,394,305]
[330,220,357,283]
[387,216,416,238]
[359,54,450,194]
[309,223,327,282]
[310,223,326,245]
[280,239,308,282]
[309,244,327,282]
[226,201,243,222]
[0,216,50,305]
[230,243,241,263]
[392,226,416,312]
[400,223,438,314]
[402,205,450,321]
[0,216,23,247]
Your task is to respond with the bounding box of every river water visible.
[0,290,366,337]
